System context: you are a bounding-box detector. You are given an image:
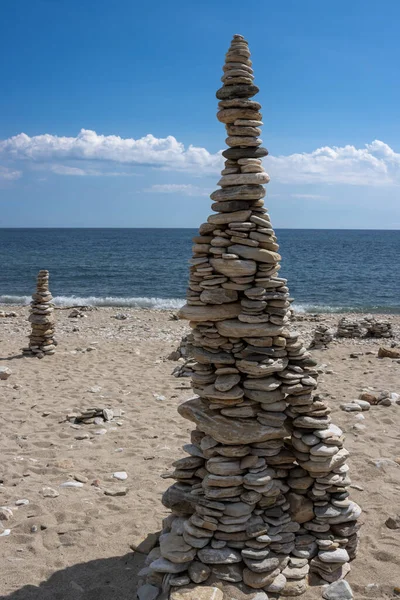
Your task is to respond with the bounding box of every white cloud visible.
[144,183,210,196]
[0,166,21,181]
[50,165,88,176]
[1,130,400,187]
[48,164,134,177]
[269,140,400,186]
[0,129,222,174]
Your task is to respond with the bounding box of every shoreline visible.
[2,300,400,315]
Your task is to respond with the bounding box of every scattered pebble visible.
[322,579,353,599]
[113,471,128,481]
[350,484,364,491]
[59,481,84,488]
[0,507,13,520]
[74,474,89,483]
[0,529,11,537]
[42,487,59,498]
[15,499,29,506]
[104,487,128,497]
[385,515,400,530]
[0,366,12,380]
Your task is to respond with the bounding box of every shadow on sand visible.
[0,551,146,600]
[0,354,26,361]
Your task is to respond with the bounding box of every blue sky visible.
[1,0,400,228]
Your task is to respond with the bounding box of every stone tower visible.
[140,35,361,599]
[27,270,56,357]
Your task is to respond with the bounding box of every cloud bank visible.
[0,129,222,174]
[1,130,400,186]
[144,183,210,196]
[268,140,400,186]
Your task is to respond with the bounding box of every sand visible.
[0,306,399,600]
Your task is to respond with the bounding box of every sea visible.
[0,228,399,314]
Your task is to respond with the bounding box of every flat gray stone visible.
[319,548,349,563]
[197,547,242,564]
[149,557,191,573]
[322,580,354,600]
[137,584,160,600]
[178,398,287,445]
[178,303,241,322]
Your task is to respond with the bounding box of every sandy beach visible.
[0,306,399,599]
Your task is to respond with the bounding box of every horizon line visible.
[0,227,399,232]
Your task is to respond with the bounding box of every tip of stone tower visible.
[217,35,258,102]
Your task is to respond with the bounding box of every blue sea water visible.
[0,228,399,313]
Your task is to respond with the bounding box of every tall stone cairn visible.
[27,270,56,357]
[143,35,362,599]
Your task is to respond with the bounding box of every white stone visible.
[59,481,84,488]
[15,499,29,506]
[0,367,12,380]
[0,529,11,537]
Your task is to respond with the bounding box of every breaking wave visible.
[0,295,186,310]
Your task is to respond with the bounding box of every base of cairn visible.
[25,270,56,358]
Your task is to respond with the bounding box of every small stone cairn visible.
[337,316,393,339]
[140,36,361,599]
[68,406,122,424]
[309,325,334,350]
[363,317,393,338]
[26,270,56,357]
[336,317,364,338]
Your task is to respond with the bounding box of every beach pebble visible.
[0,507,13,520]
[94,428,108,435]
[104,487,128,496]
[322,579,353,599]
[0,367,12,380]
[59,481,84,488]
[340,403,361,412]
[113,471,128,480]
[352,399,370,411]
[0,529,11,537]
[154,394,166,401]
[89,386,102,393]
[15,499,29,506]
[170,586,223,600]
[374,458,399,469]
[137,584,160,600]
[385,515,400,529]
[103,408,114,421]
[42,487,59,498]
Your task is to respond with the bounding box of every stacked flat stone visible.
[336,317,364,338]
[309,325,334,349]
[141,35,361,600]
[27,270,56,357]
[362,317,393,338]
